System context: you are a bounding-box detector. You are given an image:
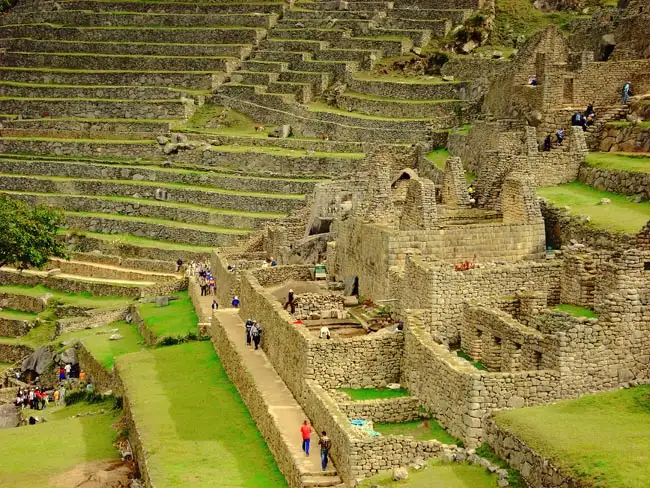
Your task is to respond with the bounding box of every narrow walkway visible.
[203,295,342,488]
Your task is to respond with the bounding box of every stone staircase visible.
[585,103,629,150]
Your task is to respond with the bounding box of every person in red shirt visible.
[300,419,312,456]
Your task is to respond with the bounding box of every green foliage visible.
[0,0,17,13]
[553,304,599,319]
[585,152,650,174]
[0,196,68,270]
[64,389,108,406]
[475,443,525,488]
[456,350,487,370]
[374,419,463,445]
[339,387,410,401]
[494,386,650,488]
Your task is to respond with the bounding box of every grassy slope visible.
[117,341,287,487]
[494,386,650,488]
[426,148,451,170]
[358,458,498,487]
[137,291,198,339]
[374,419,461,445]
[585,152,650,174]
[339,387,410,401]
[553,304,598,318]
[0,411,119,488]
[57,320,145,369]
[537,182,650,234]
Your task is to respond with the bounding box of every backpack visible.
[321,438,332,451]
[251,326,260,338]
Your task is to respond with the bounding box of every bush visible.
[65,389,107,406]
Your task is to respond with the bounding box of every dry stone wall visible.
[0,293,47,313]
[578,166,650,200]
[337,396,422,423]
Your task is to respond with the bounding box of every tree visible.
[0,196,69,270]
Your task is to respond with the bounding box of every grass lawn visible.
[68,230,214,253]
[358,458,498,487]
[585,152,650,173]
[339,387,410,401]
[0,284,133,309]
[137,290,198,340]
[0,410,119,487]
[0,308,37,320]
[553,304,598,319]
[116,341,287,487]
[494,386,650,488]
[426,148,451,169]
[537,182,650,234]
[57,320,145,370]
[374,419,461,445]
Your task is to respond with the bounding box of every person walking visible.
[232,296,240,308]
[176,258,183,272]
[245,319,253,346]
[58,365,65,382]
[318,431,332,471]
[283,289,295,314]
[211,299,219,312]
[64,363,71,379]
[300,420,312,456]
[622,81,632,105]
[251,322,262,350]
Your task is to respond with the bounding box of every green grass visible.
[494,386,650,488]
[37,398,115,423]
[537,182,650,234]
[553,304,599,319]
[1,136,156,144]
[452,124,471,135]
[65,230,214,253]
[358,458,498,487]
[307,101,434,121]
[426,148,451,170]
[606,121,650,128]
[117,341,287,487]
[0,285,133,309]
[343,90,459,104]
[0,308,37,320]
[339,387,410,401]
[353,72,459,84]
[585,152,650,174]
[137,291,198,340]
[374,419,462,445]
[475,443,525,488]
[456,350,487,370]
[0,409,119,487]
[57,320,145,369]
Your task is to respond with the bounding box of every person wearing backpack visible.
[245,319,253,346]
[318,431,332,471]
[622,81,633,105]
[251,322,262,350]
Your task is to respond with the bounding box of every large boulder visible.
[22,346,54,375]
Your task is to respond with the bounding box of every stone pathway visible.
[199,296,342,488]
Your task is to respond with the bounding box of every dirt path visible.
[49,459,136,488]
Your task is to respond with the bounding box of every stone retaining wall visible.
[0,317,33,338]
[55,306,129,335]
[251,265,313,288]
[596,123,650,153]
[338,396,423,423]
[578,166,650,199]
[131,306,158,347]
[209,314,303,488]
[484,418,577,488]
[0,343,33,363]
[0,292,46,313]
[77,342,117,395]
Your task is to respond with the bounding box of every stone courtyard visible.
[0,0,649,486]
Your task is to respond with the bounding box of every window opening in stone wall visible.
[644,261,650,271]
[492,336,502,372]
[600,43,615,62]
[533,350,543,370]
[515,342,522,350]
[562,78,574,105]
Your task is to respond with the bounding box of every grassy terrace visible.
[0,66,225,74]
[62,230,214,253]
[537,182,650,234]
[359,458,498,488]
[353,72,462,84]
[0,80,212,96]
[307,101,435,121]
[553,304,598,319]
[0,152,164,164]
[57,320,144,369]
[137,290,198,340]
[117,341,287,487]
[585,152,650,173]
[374,419,461,445]
[343,90,459,104]
[494,386,650,488]
[0,284,133,309]
[0,407,120,487]
[339,387,410,401]
[426,148,451,169]
[0,308,37,320]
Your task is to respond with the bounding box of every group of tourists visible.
[193,262,216,296]
[570,102,596,132]
[300,420,332,471]
[244,318,263,350]
[14,386,60,410]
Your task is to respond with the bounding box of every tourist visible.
[586,102,595,117]
[232,296,240,308]
[79,370,87,382]
[209,276,216,295]
[622,81,632,105]
[581,114,589,132]
[59,385,66,405]
[53,388,59,405]
[555,128,566,146]
[251,322,262,350]
[64,363,71,379]
[543,135,552,152]
[176,258,183,272]
[245,318,253,346]
[211,299,219,312]
[528,74,537,85]
[319,431,332,471]
[284,289,295,314]
[571,112,582,127]
[300,420,312,456]
[319,326,331,339]
[270,256,277,266]
[58,365,65,382]
[41,389,47,410]
[199,276,207,296]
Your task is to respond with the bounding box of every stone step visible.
[0,67,223,90]
[348,75,468,100]
[0,97,193,120]
[336,91,467,119]
[301,475,343,487]
[1,12,276,28]
[267,81,314,104]
[1,51,240,73]
[231,70,278,85]
[6,191,285,230]
[0,83,197,101]
[27,0,285,14]
[0,174,304,214]
[1,38,253,58]
[277,70,330,92]
[0,137,161,158]
[0,156,319,194]
[44,257,178,282]
[63,211,250,247]
[0,23,265,44]
[241,59,289,72]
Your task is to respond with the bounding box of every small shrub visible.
[65,389,106,406]
[157,335,185,347]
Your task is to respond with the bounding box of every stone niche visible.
[293,293,346,320]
